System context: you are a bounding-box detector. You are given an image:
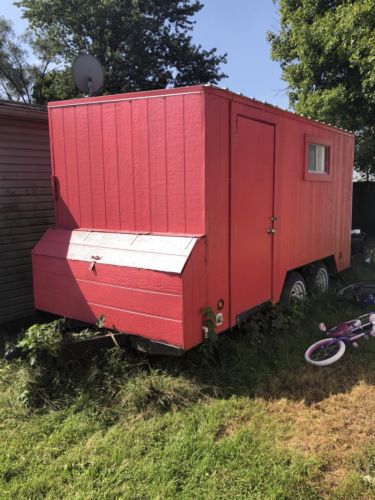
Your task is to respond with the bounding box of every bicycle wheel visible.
[337,282,375,303]
[305,338,346,366]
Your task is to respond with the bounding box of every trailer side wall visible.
[204,88,354,327]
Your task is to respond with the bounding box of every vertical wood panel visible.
[182,252,193,348]
[50,108,74,227]
[205,94,230,331]
[102,103,120,230]
[116,101,136,231]
[62,107,81,227]
[132,100,151,232]
[87,105,107,229]
[182,239,207,349]
[339,135,347,262]
[341,135,353,269]
[49,92,205,236]
[333,133,342,258]
[166,97,186,233]
[184,94,205,234]
[148,98,168,232]
[75,106,93,228]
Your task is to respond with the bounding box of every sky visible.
[0,0,288,108]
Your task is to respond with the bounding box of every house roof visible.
[0,99,47,121]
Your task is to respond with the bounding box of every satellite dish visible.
[72,54,104,96]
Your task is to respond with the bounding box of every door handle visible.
[267,228,276,235]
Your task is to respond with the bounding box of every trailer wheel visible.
[280,272,307,305]
[307,262,329,294]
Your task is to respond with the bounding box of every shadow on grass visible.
[0,311,57,357]
[160,262,375,406]
[180,325,375,406]
[2,261,375,415]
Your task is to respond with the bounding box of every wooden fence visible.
[352,182,375,235]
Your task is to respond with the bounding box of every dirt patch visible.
[266,382,375,493]
[214,414,250,442]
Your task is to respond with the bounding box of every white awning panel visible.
[33,229,199,274]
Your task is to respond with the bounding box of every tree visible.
[0,17,74,104]
[15,0,227,100]
[0,17,37,103]
[268,0,375,176]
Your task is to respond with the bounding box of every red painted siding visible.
[204,87,353,315]
[33,230,207,349]
[33,254,185,345]
[182,238,207,349]
[204,94,230,332]
[49,93,205,235]
[37,86,354,349]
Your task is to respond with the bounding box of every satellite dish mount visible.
[87,77,92,96]
[72,54,104,97]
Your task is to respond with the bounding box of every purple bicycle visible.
[305,313,375,366]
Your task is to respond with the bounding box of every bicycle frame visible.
[305,313,375,366]
[325,315,375,345]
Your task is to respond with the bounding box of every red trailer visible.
[32,85,354,353]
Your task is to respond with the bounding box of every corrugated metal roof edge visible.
[203,84,354,137]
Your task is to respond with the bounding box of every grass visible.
[1,258,375,499]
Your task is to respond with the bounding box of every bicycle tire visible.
[337,282,375,303]
[305,338,346,366]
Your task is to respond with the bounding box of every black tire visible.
[306,262,329,294]
[280,272,307,306]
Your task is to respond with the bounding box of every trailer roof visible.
[48,84,354,137]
